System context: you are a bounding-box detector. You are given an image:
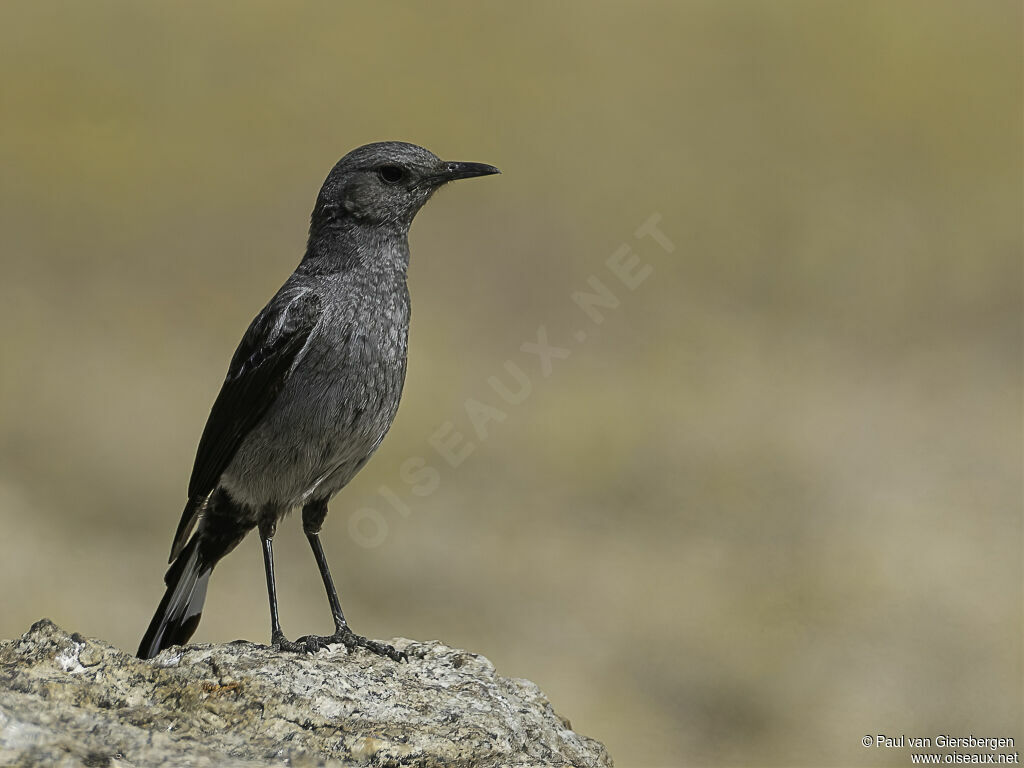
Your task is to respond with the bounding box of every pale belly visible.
[220,315,408,511]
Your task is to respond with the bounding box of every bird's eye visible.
[378,165,405,185]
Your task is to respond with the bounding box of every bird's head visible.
[311,142,499,233]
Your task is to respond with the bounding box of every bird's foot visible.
[270,631,312,654]
[298,627,407,662]
[272,627,406,662]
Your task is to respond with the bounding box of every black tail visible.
[138,491,251,659]
[137,536,212,659]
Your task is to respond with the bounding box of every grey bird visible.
[138,141,499,661]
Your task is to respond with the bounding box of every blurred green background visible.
[1,2,1020,766]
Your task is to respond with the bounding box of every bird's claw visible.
[271,632,314,655]
[274,628,406,662]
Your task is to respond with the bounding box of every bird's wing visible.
[168,289,323,561]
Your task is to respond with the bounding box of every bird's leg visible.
[296,500,406,662]
[258,514,306,653]
[302,500,348,629]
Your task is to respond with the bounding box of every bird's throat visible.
[302,221,410,276]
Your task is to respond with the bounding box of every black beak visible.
[440,161,501,182]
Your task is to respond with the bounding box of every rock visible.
[0,619,612,768]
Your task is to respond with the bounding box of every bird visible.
[137,141,499,661]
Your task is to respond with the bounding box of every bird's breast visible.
[221,275,410,509]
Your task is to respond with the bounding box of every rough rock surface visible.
[0,620,611,768]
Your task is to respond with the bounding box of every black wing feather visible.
[168,289,322,560]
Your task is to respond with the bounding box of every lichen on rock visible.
[0,619,612,767]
